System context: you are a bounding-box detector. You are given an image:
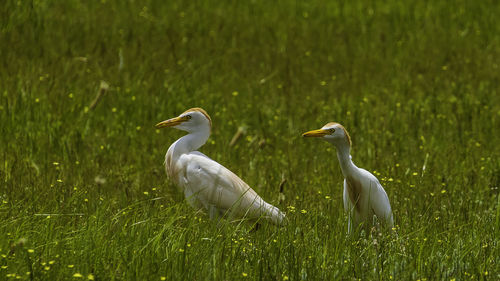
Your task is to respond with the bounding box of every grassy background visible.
[1,0,499,280]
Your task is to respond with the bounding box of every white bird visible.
[156,108,285,225]
[302,122,393,232]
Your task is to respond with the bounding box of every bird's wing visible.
[359,169,394,226]
[370,181,394,227]
[178,152,272,219]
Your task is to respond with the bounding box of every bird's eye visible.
[186,115,192,119]
[329,128,335,134]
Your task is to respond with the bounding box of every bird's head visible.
[302,122,351,146]
[155,107,212,133]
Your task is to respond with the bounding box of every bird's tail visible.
[262,202,287,226]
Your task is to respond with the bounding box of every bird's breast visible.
[164,152,185,189]
[346,176,362,212]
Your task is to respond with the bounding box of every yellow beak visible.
[155,116,190,128]
[302,129,329,137]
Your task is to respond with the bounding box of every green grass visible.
[1,0,499,280]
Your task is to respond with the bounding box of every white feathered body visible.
[342,167,394,231]
[165,146,285,225]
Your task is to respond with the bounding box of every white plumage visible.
[303,122,393,232]
[156,108,285,225]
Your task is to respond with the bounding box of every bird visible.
[156,107,285,225]
[302,122,393,232]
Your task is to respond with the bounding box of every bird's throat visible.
[335,144,355,177]
[169,130,210,159]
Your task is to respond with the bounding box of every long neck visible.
[334,141,356,177]
[167,128,210,160]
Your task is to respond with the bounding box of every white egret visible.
[302,122,393,232]
[156,108,285,225]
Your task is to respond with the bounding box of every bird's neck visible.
[334,142,356,177]
[168,129,210,159]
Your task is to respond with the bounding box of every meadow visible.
[1,0,499,280]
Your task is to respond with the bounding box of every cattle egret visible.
[156,108,285,225]
[302,122,394,232]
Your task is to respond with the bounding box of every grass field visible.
[1,0,499,280]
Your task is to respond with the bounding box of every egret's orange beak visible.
[155,116,190,128]
[302,129,329,137]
